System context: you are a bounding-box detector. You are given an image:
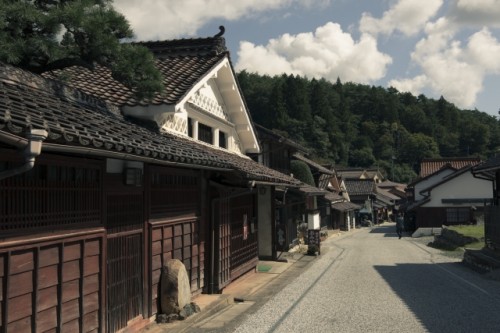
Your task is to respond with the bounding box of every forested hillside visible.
[237,71,500,183]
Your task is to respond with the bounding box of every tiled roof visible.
[377,182,406,199]
[336,169,366,179]
[378,180,406,188]
[254,124,308,152]
[324,192,344,202]
[473,154,500,177]
[331,201,360,212]
[377,188,400,201]
[365,169,382,179]
[419,157,481,177]
[43,37,228,107]
[0,63,300,186]
[344,179,375,196]
[407,164,456,187]
[291,184,328,196]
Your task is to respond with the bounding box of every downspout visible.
[0,129,48,181]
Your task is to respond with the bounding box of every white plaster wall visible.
[307,211,320,230]
[414,169,455,201]
[423,171,492,207]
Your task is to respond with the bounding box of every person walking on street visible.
[396,213,404,239]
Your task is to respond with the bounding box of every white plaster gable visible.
[340,179,351,201]
[414,168,455,201]
[181,58,259,154]
[122,57,259,155]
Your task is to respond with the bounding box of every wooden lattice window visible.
[106,194,143,234]
[0,156,102,234]
[446,207,470,224]
[150,168,200,219]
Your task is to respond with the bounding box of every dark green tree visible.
[458,117,490,156]
[400,132,439,169]
[284,74,312,122]
[236,70,500,179]
[290,160,315,186]
[349,147,376,168]
[238,71,273,125]
[268,78,288,129]
[0,0,163,100]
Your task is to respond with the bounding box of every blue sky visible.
[115,0,500,117]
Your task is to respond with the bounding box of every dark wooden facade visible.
[1,150,104,333]
[0,34,306,331]
[0,149,260,332]
[414,207,474,228]
[482,169,500,249]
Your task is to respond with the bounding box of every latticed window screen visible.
[150,170,200,218]
[0,161,101,233]
[446,207,470,224]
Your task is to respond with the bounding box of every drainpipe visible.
[0,129,48,181]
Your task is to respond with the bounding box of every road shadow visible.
[374,262,500,332]
[369,223,404,238]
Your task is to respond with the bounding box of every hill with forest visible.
[237,71,500,183]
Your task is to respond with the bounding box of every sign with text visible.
[307,229,321,255]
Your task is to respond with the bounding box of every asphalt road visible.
[233,224,500,333]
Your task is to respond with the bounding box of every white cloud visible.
[389,75,428,96]
[359,0,443,37]
[466,28,500,72]
[450,0,500,27]
[236,41,299,76]
[392,17,500,108]
[114,0,315,41]
[235,22,392,83]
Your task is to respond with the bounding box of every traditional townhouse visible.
[405,158,486,231]
[252,124,329,253]
[326,175,359,231]
[0,30,301,333]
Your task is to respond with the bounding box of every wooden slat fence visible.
[149,218,202,315]
[0,234,103,333]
